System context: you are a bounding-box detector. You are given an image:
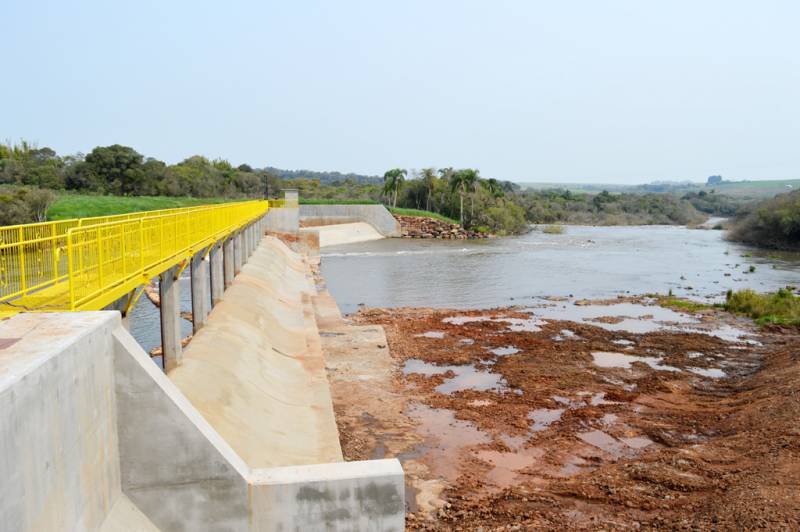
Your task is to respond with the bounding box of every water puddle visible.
[611,338,635,346]
[443,316,492,325]
[688,367,726,378]
[406,403,491,481]
[416,330,446,339]
[687,351,705,358]
[443,315,543,332]
[402,359,508,394]
[591,351,681,372]
[474,448,545,488]
[620,436,654,449]
[488,345,520,356]
[577,430,629,457]
[528,408,565,432]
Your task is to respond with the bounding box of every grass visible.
[388,207,460,225]
[656,296,714,313]
[542,224,565,234]
[48,194,237,220]
[299,198,379,205]
[724,287,800,327]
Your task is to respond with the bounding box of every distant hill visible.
[264,167,381,184]
[519,179,799,199]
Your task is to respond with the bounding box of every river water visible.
[320,225,800,314]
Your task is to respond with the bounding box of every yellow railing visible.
[0,200,270,314]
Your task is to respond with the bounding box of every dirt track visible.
[327,300,800,530]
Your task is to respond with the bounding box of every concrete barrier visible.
[300,205,401,237]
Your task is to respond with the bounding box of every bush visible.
[724,288,800,326]
[728,190,800,250]
[0,186,56,225]
[542,224,565,234]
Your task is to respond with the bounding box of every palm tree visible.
[382,168,407,208]
[481,178,504,198]
[449,169,479,226]
[420,168,437,211]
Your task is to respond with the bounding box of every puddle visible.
[620,436,654,449]
[591,351,681,372]
[443,315,543,332]
[687,351,704,358]
[524,301,756,342]
[459,338,475,345]
[402,359,508,394]
[577,430,629,457]
[558,455,590,476]
[406,403,491,481]
[443,316,492,325]
[416,331,446,339]
[688,367,727,378]
[590,392,617,406]
[528,408,565,432]
[474,447,545,488]
[469,399,493,407]
[611,339,635,346]
[489,345,520,356]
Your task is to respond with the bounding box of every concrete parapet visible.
[299,204,401,237]
[250,460,405,531]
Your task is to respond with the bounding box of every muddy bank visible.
[328,298,800,529]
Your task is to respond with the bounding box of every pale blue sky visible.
[2,1,798,183]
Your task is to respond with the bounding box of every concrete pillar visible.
[209,242,224,306]
[234,231,243,274]
[159,264,182,372]
[190,251,209,333]
[223,237,235,289]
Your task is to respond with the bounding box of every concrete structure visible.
[159,264,182,371]
[190,251,210,332]
[301,221,385,247]
[299,204,401,237]
[0,311,403,531]
[0,193,405,530]
[209,242,224,306]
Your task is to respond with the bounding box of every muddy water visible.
[321,225,800,314]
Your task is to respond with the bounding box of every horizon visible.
[2,1,799,184]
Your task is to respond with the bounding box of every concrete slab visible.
[98,494,159,532]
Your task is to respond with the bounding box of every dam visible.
[0,193,405,531]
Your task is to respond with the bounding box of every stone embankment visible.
[395,215,488,239]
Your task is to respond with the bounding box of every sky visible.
[2,1,799,184]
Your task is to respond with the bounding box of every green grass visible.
[388,207,460,225]
[656,296,714,313]
[299,198,379,205]
[48,194,237,220]
[724,288,800,327]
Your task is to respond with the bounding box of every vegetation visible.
[727,190,800,250]
[48,194,233,220]
[2,140,721,234]
[0,186,55,225]
[541,225,565,234]
[656,296,713,313]
[724,287,800,326]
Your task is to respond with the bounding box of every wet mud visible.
[331,298,800,530]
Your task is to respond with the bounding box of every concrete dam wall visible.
[299,205,401,237]
[0,232,404,530]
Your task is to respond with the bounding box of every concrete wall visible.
[0,312,155,532]
[300,205,401,237]
[301,222,385,247]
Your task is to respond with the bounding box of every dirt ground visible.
[327,299,800,530]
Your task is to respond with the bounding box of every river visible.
[320,225,800,314]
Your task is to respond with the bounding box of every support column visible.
[209,242,224,306]
[234,231,243,274]
[223,237,235,289]
[159,264,182,372]
[190,251,209,332]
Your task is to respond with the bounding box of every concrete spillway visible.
[0,232,404,530]
[169,236,343,467]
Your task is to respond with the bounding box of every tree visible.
[83,145,145,195]
[449,169,479,226]
[420,168,437,211]
[707,175,723,185]
[482,178,503,198]
[382,168,407,208]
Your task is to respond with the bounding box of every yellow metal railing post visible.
[139,219,145,277]
[51,224,58,280]
[18,227,26,295]
[67,230,75,310]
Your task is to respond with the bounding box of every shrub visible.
[724,288,800,326]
